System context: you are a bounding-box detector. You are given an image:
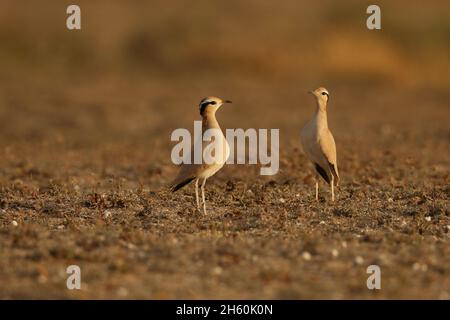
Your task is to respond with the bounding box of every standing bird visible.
[300,87,340,201]
[170,97,231,214]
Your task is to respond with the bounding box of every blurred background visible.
[0,0,449,299]
[0,0,448,152]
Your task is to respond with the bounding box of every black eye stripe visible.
[199,101,216,115]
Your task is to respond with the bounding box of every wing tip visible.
[170,177,195,192]
[315,163,331,184]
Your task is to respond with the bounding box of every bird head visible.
[308,87,330,105]
[199,96,232,116]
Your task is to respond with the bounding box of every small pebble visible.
[412,262,428,272]
[331,249,339,258]
[11,220,18,227]
[302,251,312,261]
[355,256,364,265]
[341,241,347,249]
[425,216,431,222]
[279,198,286,204]
[212,266,223,275]
[117,287,128,297]
[104,210,112,219]
[388,198,394,203]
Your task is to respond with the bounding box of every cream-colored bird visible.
[300,87,340,201]
[170,96,231,214]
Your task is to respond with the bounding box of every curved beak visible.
[223,100,232,104]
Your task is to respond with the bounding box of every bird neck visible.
[202,110,220,131]
[316,99,327,112]
[315,103,328,128]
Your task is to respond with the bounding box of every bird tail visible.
[170,177,195,192]
[315,163,331,184]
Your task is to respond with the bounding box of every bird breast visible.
[203,131,230,166]
[197,135,229,179]
[301,120,326,164]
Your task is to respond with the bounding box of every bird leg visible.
[331,176,335,202]
[315,174,319,201]
[195,178,200,210]
[201,178,207,214]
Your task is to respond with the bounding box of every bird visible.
[300,87,340,201]
[170,96,231,214]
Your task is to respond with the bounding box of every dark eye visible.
[210,101,217,105]
[321,92,327,96]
